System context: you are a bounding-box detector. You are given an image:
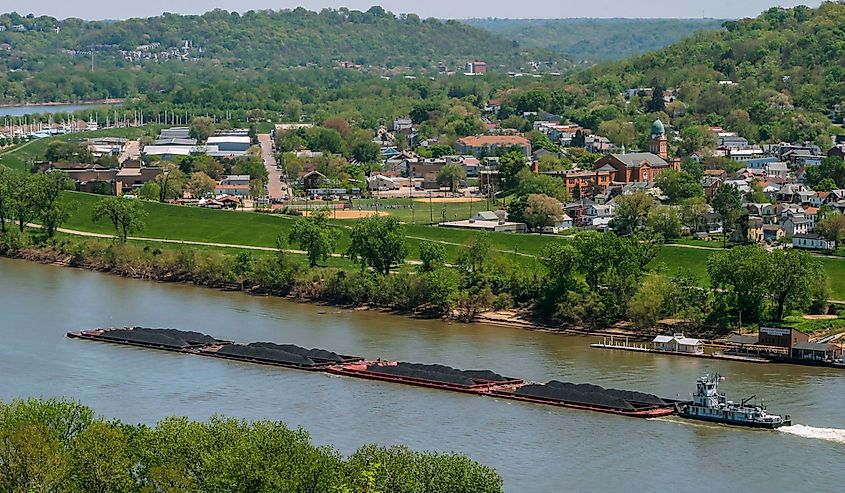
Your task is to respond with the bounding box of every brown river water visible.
[1,257,844,492]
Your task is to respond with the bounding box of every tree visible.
[646,87,666,113]
[497,151,528,191]
[805,156,845,189]
[0,167,16,232]
[597,120,636,148]
[815,177,838,192]
[436,164,466,192]
[523,194,563,232]
[137,182,160,201]
[351,141,381,164]
[766,249,824,321]
[185,172,217,199]
[816,213,845,244]
[627,274,673,328]
[347,215,407,275]
[710,183,743,247]
[611,191,656,236]
[419,241,446,272]
[678,126,716,155]
[29,172,74,238]
[707,245,770,323]
[189,117,215,141]
[44,141,93,164]
[514,169,570,202]
[656,169,704,204]
[155,163,185,202]
[92,196,147,242]
[288,210,340,267]
[647,205,682,238]
[679,196,710,232]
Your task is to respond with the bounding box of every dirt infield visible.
[414,197,484,203]
[302,210,389,219]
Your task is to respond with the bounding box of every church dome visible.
[651,119,665,136]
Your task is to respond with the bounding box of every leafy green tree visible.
[816,213,845,244]
[186,171,217,198]
[422,268,460,314]
[288,210,340,267]
[155,163,186,203]
[766,249,824,321]
[514,169,570,202]
[436,164,466,192]
[679,196,710,232]
[347,215,407,275]
[29,172,74,238]
[523,194,563,232]
[815,177,838,192]
[92,196,148,243]
[189,116,215,141]
[678,126,716,155]
[137,181,161,201]
[419,241,446,272]
[611,191,656,236]
[707,245,770,323]
[647,205,682,238]
[656,169,704,204]
[351,141,382,164]
[805,156,845,189]
[710,183,743,247]
[497,151,528,191]
[0,167,17,232]
[627,273,673,328]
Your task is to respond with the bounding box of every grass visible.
[293,196,502,224]
[57,192,845,299]
[776,314,845,335]
[0,126,164,172]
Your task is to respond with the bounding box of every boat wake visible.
[779,425,845,444]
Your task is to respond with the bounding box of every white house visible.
[367,174,400,191]
[541,214,574,234]
[793,233,836,251]
[653,334,704,354]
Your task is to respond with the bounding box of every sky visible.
[6,0,825,21]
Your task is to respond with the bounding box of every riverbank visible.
[0,98,124,109]
[0,232,728,343]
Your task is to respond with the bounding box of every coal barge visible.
[67,327,679,418]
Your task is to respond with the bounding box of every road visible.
[258,134,284,200]
[119,140,141,163]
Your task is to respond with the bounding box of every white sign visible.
[761,327,791,337]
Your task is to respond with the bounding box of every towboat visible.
[679,374,791,429]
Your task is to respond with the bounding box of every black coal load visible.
[131,327,220,345]
[367,362,513,387]
[217,343,316,367]
[99,328,194,349]
[250,342,346,363]
[514,381,666,411]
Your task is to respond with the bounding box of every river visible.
[0,103,113,117]
[1,257,843,492]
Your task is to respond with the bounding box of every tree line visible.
[0,397,502,493]
[0,167,72,237]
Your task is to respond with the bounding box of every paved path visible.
[258,134,284,200]
[46,225,423,265]
[119,140,140,163]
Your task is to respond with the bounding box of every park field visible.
[58,192,845,299]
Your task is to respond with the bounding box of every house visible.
[593,152,677,184]
[406,158,446,186]
[214,183,250,197]
[782,217,809,237]
[541,214,573,234]
[653,334,704,354]
[793,233,836,251]
[765,161,789,179]
[762,224,785,242]
[301,171,326,190]
[392,118,413,133]
[367,174,400,191]
[115,165,163,192]
[455,135,531,158]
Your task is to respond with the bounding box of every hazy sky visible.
[9,0,824,21]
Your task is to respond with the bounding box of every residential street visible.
[258,133,284,200]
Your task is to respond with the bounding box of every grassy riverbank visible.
[58,192,845,299]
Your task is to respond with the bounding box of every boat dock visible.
[67,327,680,419]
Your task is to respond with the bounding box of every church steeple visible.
[648,118,668,160]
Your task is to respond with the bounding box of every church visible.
[593,119,681,184]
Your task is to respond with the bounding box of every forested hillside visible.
[495,3,845,149]
[464,18,726,61]
[0,7,567,104]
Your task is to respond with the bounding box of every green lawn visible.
[293,196,504,224]
[58,192,845,299]
[0,126,164,172]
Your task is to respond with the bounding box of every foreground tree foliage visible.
[289,210,340,267]
[0,398,503,493]
[92,197,148,243]
[347,215,407,275]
